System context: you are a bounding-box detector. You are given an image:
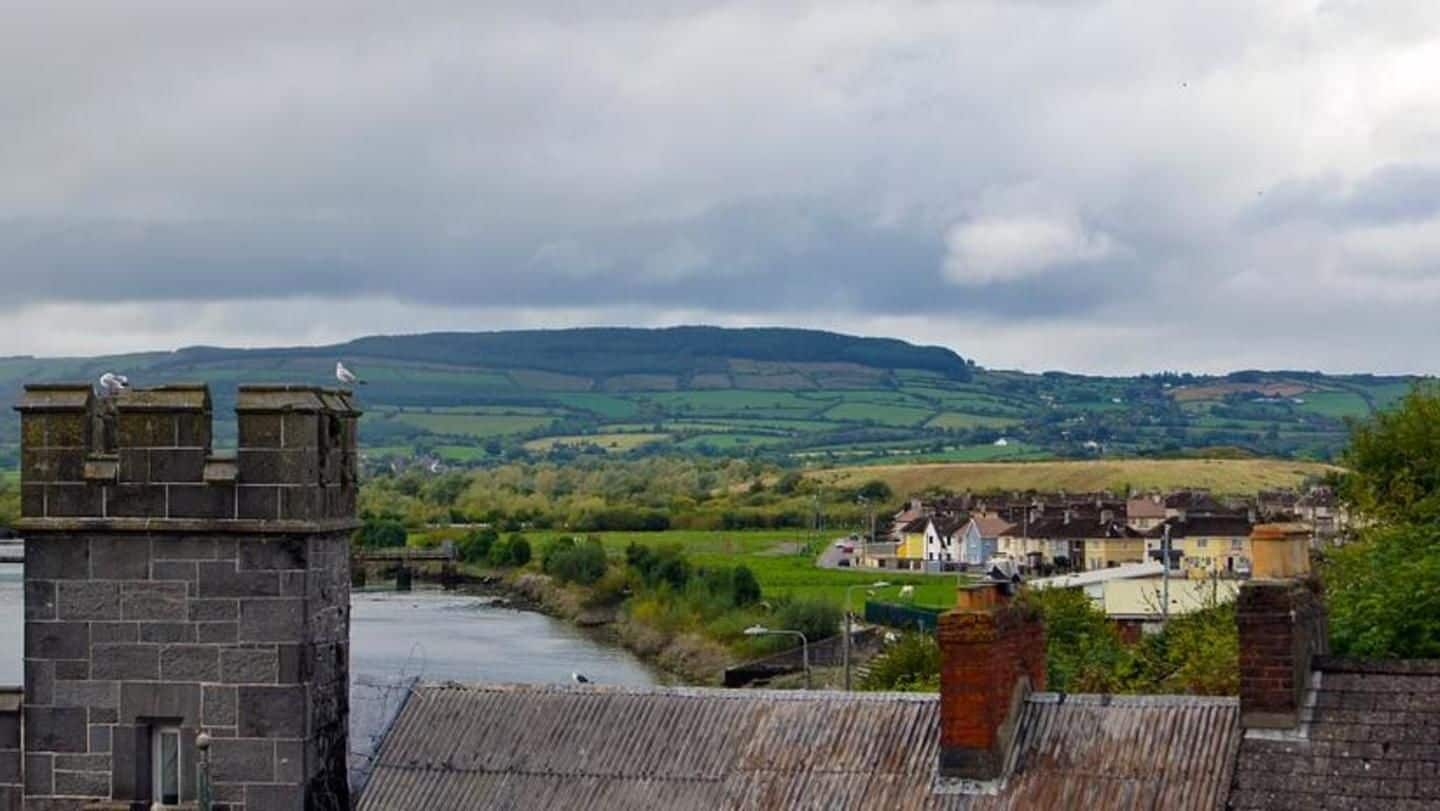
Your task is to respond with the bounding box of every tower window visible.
[152,726,182,807]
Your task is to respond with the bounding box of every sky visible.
[3,0,1440,375]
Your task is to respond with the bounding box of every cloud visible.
[2,1,1440,372]
[942,214,1120,285]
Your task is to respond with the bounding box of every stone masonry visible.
[16,383,359,811]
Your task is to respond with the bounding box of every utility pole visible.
[1161,524,1172,628]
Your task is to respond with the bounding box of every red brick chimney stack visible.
[937,581,1046,780]
[1236,523,1327,729]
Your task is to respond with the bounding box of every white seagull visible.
[571,672,591,684]
[335,361,366,386]
[97,372,129,397]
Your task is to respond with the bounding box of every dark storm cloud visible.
[2,1,1440,372]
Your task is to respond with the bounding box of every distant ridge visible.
[161,326,972,381]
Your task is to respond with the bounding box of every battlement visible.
[15,382,361,530]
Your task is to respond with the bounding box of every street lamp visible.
[744,625,810,689]
[843,581,889,691]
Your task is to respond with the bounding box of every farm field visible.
[809,458,1339,496]
[519,529,961,610]
[381,411,556,438]
[523,433,670,453]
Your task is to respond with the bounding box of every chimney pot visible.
[1250,523,1310,580]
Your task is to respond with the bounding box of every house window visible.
[152,726,182,807]
[1232,539,1244,550]
[1196,538,1208,548]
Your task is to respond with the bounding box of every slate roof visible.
[358,684,1241,811]
[1229,657,1440,811]
[1024,515,1143,540]
[1149,515,1254,539]
[1127,497,1167,519]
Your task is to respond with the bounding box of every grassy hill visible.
[0,327,1424,470]
[809,458,1341,497]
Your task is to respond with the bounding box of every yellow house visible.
[1150,515,1254,576]
[895,517,929,569]
[1085,537,1147,570]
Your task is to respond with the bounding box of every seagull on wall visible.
[336,361,367,386]
[571,672,591,684]
[97,372,129,397]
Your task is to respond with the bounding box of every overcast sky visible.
[4,1,1439,374]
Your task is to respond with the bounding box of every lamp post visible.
[842,581,889,691]
[196,732,213,811]
[745,625,810,689]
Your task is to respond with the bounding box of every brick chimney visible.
[937,582,1045,781]
[1236,523,1327,729]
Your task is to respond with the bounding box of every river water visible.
[0,562,657,785]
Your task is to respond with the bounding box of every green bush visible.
[457,527,497,563]
[509,535,532,567]
[354,518,407,549]
[543,537,609,585]
[1018,587,1133,693]
[1326,523,1440,659]
[773,597,842,643]
[860,633,940,691]
[488,538,512,567]
[732,566,762,607]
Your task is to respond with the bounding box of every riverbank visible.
[433,567,733,685]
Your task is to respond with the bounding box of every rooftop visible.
[359,683,1241,811]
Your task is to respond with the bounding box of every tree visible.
[1326,522,1440,658]
[457,527,497,564]
[509,535,532,567]
[731,566,761,607]
[0,478,18,529]
[855,479,893,502]
[774,597,842,643]
[860,632,940,691]
[488,538,512,567]
[1340,382,1440,524]
[354,518,407,549]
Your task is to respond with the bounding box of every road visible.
[816,536,860,569]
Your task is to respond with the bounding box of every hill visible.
[809,458,1341,497]
[0,326,1424,470]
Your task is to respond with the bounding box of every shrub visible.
[354,518,407,549]
[509,536,532,567]
[773,597,842,643]
[860,633,940,691]
[731,566,762,607]
[488,538,512,567]
[457,527,497,564]
[544,538,609,586]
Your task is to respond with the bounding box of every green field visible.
[926,412,1020,430]
[821,402,935,426]
[525,529,960,610]
[523,433,670,453]
[1294,391,1371,419]
[383,412,556,438]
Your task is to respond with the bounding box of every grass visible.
[821,402,936,426]
[1295,391,1371,420]
[385,412,556,438]
[523,433,670,453]
[675,433,790,450]
[925,412,1020,430]
[810,458,1340,496]
[524,529,961,609]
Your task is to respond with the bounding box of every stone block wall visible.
[15,383,359,811]
[0,689,21,811]
[22,531,351,810]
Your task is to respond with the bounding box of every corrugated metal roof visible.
[359,684,1240,811]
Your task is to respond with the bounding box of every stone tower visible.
[15,383,359,810]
